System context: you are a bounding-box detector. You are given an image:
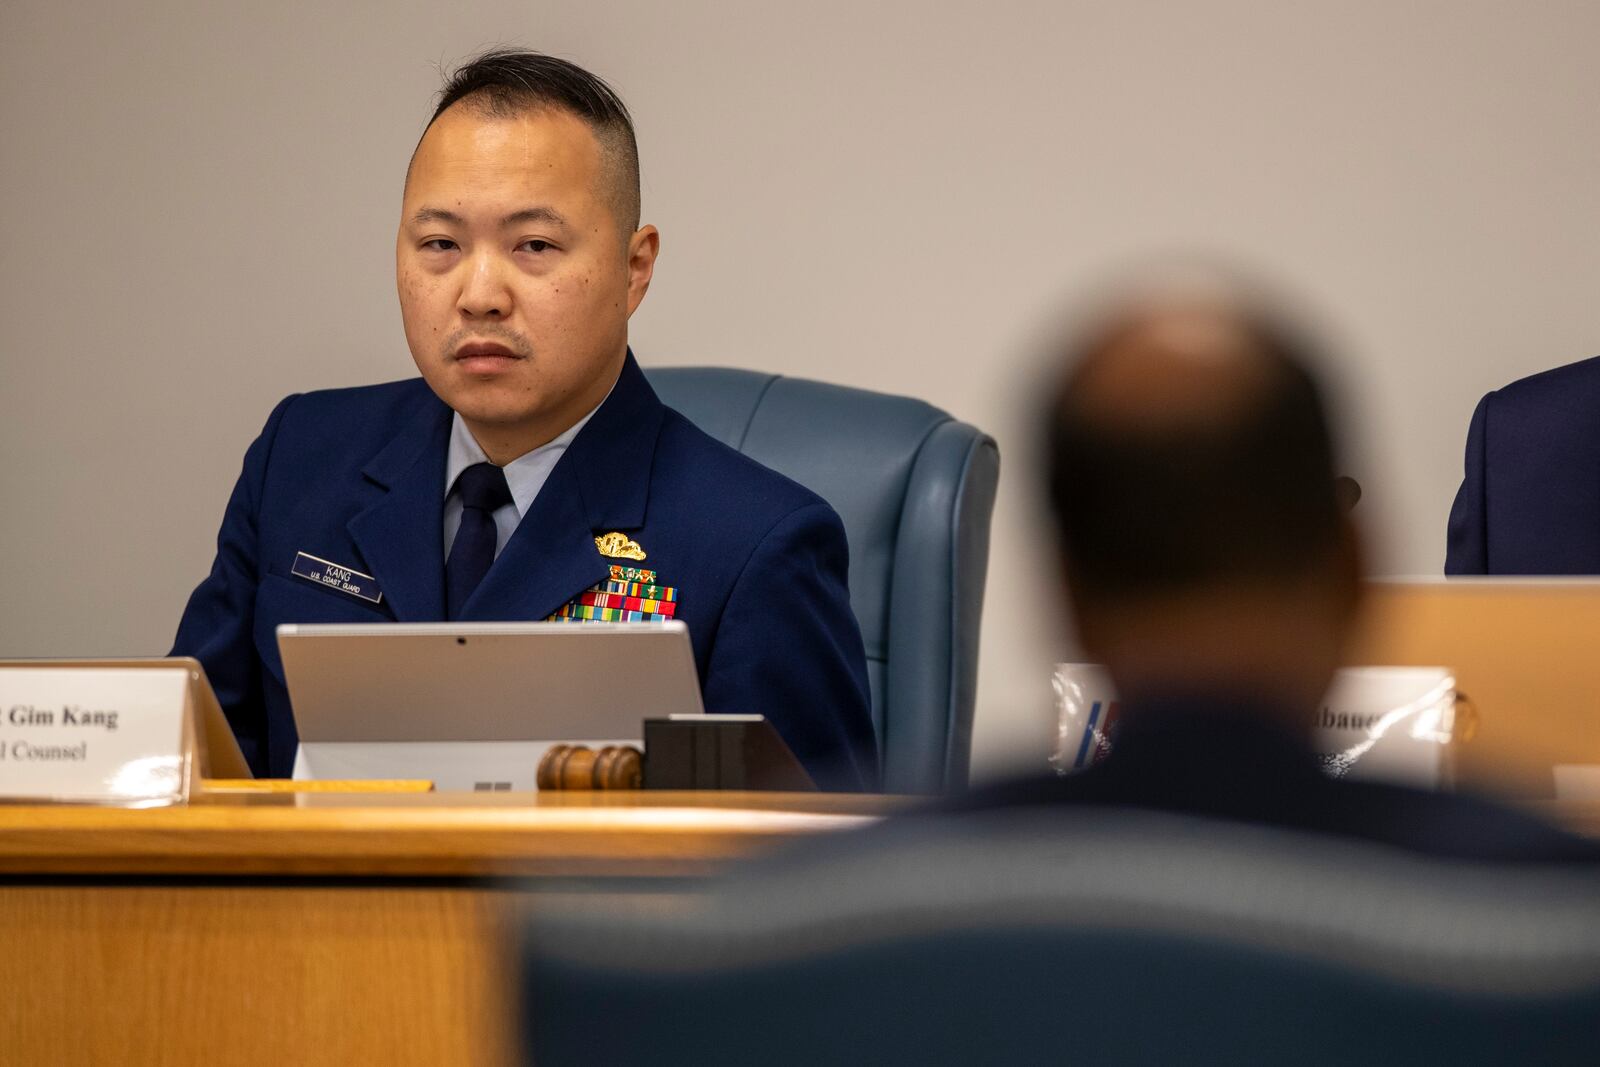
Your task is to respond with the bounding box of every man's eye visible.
[421,238,458,252]
[519,239,553,253]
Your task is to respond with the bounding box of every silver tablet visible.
[277,621,703,790]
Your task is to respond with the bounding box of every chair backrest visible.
[523,809,1600,1066]
[647,367,999,793]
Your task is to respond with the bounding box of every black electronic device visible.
[642,714,816,792]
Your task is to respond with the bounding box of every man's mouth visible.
[452,340,524,373]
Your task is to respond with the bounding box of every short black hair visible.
[424,49,641,233]
[1044,308,1344,605]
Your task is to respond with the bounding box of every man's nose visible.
[457,251,512,318]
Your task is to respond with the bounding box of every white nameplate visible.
[1554,765,1600,801]
[1052,664,1458,789]
[0,667,192,806]
[1315,667,1457,788]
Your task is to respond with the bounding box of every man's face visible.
[397,104,657,454]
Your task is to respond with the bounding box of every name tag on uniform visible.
[291,552,383,605]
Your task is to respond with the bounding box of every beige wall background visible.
[3,1,1597,780]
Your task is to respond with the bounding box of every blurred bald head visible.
[1043,274,1361,711]
[1069,304,1280,429]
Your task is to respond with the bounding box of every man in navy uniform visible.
[1446,355,1600,575]
[171,50,877,790]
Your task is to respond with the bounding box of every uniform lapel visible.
[460,352,665,621]
[346,396,452,621]
[461,456,607,621]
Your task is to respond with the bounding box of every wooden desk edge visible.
[0,792,905,878]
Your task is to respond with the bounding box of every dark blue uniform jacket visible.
[1447,354,1600,574]
[172,353,879,790]
[962,697,1600,863]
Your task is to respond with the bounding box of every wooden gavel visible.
[536,743,644,790]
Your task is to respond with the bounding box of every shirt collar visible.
[444,382,612,519]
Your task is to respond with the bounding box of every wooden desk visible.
[4,788,1593,1067]
[0,791,901,1067]
[1347,580,1600,798]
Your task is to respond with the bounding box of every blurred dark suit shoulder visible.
[1447,354,1600,574]
[961,700,1600,863]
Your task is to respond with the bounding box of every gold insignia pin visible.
[594,532,647,561]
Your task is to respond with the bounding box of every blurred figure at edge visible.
[970,268,1599,862]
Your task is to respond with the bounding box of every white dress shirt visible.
[441,398,605,560]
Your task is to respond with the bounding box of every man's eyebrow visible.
[410,207,465,227]
[407,206,570,228]
[500,206,568,228]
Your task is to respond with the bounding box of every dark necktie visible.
[445,461,513,619]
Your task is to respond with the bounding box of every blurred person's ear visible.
[1327,512,1366,636]
[1056,548,1111,663]
[1334,476,1362,513]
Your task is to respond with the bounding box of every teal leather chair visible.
[523,809,1600,1065]
[646,367,999,794]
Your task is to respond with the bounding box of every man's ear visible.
[1331,513,1366,625]
[1058,548,1107,659]
[625,225,660,317]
